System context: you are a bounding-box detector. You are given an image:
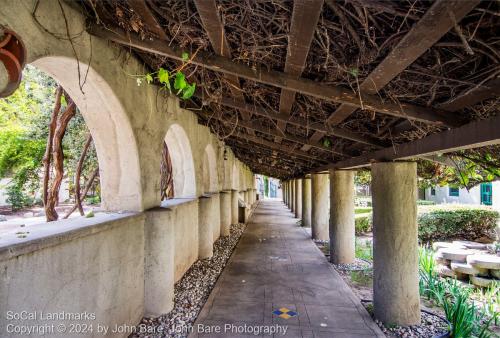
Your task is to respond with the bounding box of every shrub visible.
[418,208,499,242]
[355,214,372,234]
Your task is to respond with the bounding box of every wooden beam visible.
[392,77,500,135]
[87,24,456,127]
[128,0,168,40]
[228,131,330,163]
[193,0,253,135]
[313,114,500,170]
[216,97,384,147]
[326,0,479,126]
[302,0,479,150]
[199,110,345,156]
[276,0,323,141]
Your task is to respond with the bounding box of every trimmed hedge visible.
[418,208,499,242]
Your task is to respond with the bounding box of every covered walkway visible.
[193,200,383,337]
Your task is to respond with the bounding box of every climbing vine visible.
[137,52,196,100]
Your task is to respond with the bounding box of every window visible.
[449,187,459,197]
[431,188,436,196]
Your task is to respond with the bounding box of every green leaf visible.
[145,73,153,84]
[182,52,189,61]
[181,83,196,100]
[322,138,332,148]
[157,68,169,84]
[174,72,187,91]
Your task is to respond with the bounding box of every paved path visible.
[192,200,384,337]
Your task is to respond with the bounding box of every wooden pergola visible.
[80,0,499,179]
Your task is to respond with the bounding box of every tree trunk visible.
[75,134,93,215]
[42,86,62,208]
[44,90,76,222]
[63,168,99,219]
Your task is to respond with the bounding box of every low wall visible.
[162,199,199,281]
[0,213,145,338]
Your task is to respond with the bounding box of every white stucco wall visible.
[424,181,500,211]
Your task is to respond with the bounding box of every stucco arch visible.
[202,144,218,193]
[164,124,196,198]
[32,57,143,211]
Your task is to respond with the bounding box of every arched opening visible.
[163,124,196,199]
[32,56,143,211]
[202,144,218,193]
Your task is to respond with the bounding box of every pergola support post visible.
[231,189,239,225]
[198,195,214,259]
[302,176,311,227]
[372,162,420,326]
[295,179,302,219]
[311,173,329,240]
[329,169,355,264]
[291,179,295,213]
[220,191,231,236]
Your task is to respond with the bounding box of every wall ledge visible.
[160,197,198,209]
[0,212,144,262]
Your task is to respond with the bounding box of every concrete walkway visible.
[192,200,384,337]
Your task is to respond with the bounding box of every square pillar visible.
[144,208,174,316]
[231,189,239,225]
[295,179,302,219]
[372,162,420,326]
[283,182,287,204]
[311,173,329,240]
[329,169,355,264]
[198,195,214,259]
[302,176,311,228]
[212,193,221,242]
[220,191,231,236]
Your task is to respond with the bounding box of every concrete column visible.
[311,173,329,240]
[291,179,295,213]
[220,191,231,236]
[198,195,214,259]
[302,176,311,228]
[329,169,355,264]
[287,181,292,208]
[144,209,174,316]
[295,179,302,219]
[231,189,239,225]
[283,182,287,204]
[212,193,221,241]
[372,162,420,326]
[285,182,289,206]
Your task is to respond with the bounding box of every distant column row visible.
[282,162,419,326]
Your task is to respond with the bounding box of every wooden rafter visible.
[227,132,330,163]
[214,97,384,147]
[392,77,500,135]
[313,114,500,171]
[276,0,323,142]
[199,110,345,156]
[302,0,480,151]
[193,0,253,136]
[88,25,457,127]
[128,0,168,40]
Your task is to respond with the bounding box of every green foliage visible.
[418,248,499,337]
[138,52,196,100]
[354,170,371,185]
[349,269,372,286]
[322,138,332,148]
[418,208,499,242]
[355,214,372,234]
[355,207,372,214]
[0,65,99,210]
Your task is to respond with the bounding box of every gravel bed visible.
[131,223,246,338]
[333,258,372,271]
[363,302,449,338]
